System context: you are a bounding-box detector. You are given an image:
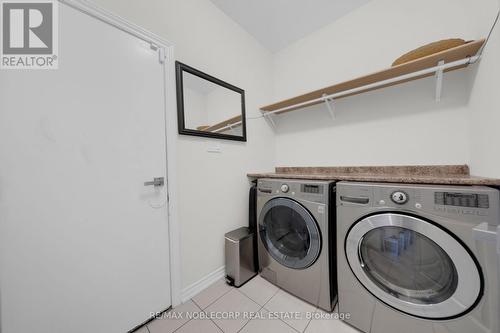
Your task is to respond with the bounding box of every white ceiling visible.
[209,0,371,52]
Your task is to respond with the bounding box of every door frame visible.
[60,0,182,307]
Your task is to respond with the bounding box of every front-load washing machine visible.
[257,178,336,311]
[336,181,500,333]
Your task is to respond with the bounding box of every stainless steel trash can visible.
[225,227,257,287]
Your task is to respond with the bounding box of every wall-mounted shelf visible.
[260,39,485,122]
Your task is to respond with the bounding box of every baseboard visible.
[180,266,226,303]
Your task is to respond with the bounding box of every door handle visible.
[144,177,164,187]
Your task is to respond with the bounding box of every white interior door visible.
[0,3,171,333]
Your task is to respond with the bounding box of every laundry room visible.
[1,0,500,332]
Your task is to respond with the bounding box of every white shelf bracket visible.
[435,60,445,102]
[262,112,277,130]
[322,94,336,120]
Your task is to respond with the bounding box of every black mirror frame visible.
[175,61,247,142]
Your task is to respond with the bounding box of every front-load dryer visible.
[257,178,336,311]
[336,181,500,333]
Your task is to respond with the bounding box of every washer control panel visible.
[339,182,500,224]
[434,192,489,208]
[391,191,409,205]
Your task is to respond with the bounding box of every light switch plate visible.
[207,145,222,153]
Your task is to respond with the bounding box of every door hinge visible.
[158,47,166,64]
[150,43,166,64]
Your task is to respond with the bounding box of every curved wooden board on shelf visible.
[260,39,485,114]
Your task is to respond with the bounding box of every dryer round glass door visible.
[259,197,321,269]
[345,213,482,319]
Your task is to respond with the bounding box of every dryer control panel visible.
[257,178,331,205]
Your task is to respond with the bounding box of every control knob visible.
[280,184,289,193]
[391,191,408,204]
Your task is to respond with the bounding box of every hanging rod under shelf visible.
[221,54,480,132]
[206,40,485,132]
[263,55,480,116]
[214,121,242,133]
[260,39,485,117]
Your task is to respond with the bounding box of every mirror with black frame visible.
[175,62,247,142]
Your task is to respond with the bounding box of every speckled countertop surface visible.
[247,165,500,186]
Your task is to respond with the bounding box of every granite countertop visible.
[247,165,500,186]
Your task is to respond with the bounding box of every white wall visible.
[469,11,500,178]
[271,0,498,167]
[91,0,275,292]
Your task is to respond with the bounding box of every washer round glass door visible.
[346,213,482,319]
[259,197,321,269]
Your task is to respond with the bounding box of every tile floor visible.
[137,275,360,333]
